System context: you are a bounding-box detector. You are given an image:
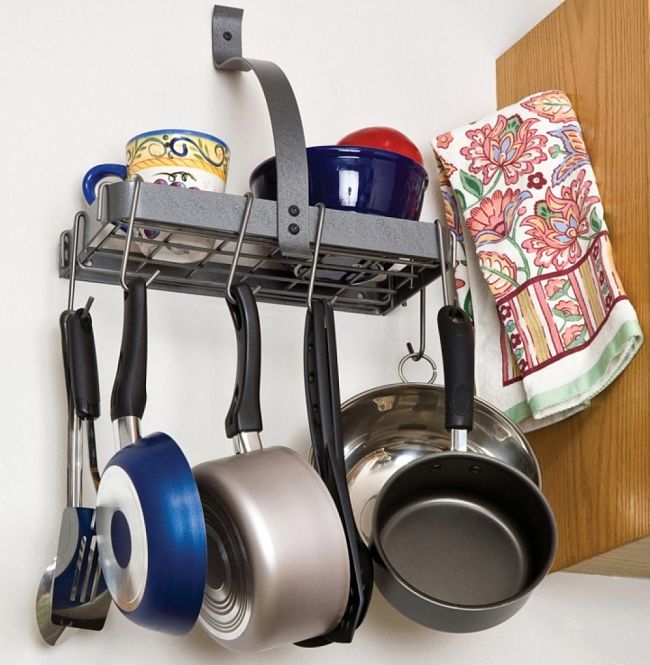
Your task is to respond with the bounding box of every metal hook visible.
[119,176,160,292]
[225,192,254,304]
[435,218,458,309]
[405,287,426,361]
[67,211,87,310]
[96,181,111,223]
[307,203,327,312]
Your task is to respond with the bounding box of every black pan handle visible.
[111,278,147,421]
[297,300,372,646]
[225,282,262,438]
[437,304,474,431]
[68,307,100,420]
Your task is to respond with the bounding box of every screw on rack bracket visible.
[288,223,300,235]
[288,205,300,217]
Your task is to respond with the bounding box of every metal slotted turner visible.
[51,300,110,629]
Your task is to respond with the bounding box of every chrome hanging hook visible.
[67,212,94,320]
[307,203,327,312]
[96,181,111,223]
[225,192,255,304]
[398,285,437,384]
[119,176,160,293]
[405,287,427,361]
[67,211,86,311]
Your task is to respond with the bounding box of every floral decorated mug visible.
[83,129,230,263]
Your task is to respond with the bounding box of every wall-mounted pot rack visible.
[58,5,441,316]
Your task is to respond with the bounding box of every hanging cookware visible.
[297,295,373,646]
[96,277,206,634]
[192,194,349,652]
[193,280,350,651]
[368,222,557,632]
[94,190,207,635]
[51,297,111,630]
[370,302,556,632]
[340,221,542,547]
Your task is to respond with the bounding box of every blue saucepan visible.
[96,277,206,635]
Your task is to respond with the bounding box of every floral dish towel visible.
[433,90,643,430]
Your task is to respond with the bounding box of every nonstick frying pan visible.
[369,298,556,632]
[96,277,206,635]
[193,282,349,652]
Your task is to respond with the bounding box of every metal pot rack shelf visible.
[58,5,441,316]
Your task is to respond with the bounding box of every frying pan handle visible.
[68,307,101,420]
[437,304,474,431]
[301,300,372,644]
[225,282,262,438]
[111,278,147,421]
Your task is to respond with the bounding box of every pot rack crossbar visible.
[58,5,441,315]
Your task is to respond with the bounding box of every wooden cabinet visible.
[496,0,650,574]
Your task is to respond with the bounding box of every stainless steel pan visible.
[341,383,541,546]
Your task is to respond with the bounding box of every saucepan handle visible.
[437,304,474,432]
[225,282,262,438]
[111,277,148,421]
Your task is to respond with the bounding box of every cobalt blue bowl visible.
[249,146,428,221]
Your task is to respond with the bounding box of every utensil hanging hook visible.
[225,192,255,304]
[397,289,436,383]
[405,288,426,361]
[119,176,160,293]
[307,203,327,312]
[67,211,85,310]
[67,211,95,318]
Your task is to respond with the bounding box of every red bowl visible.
[337,127,424,165]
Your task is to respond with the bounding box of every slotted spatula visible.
[51,301,110,629]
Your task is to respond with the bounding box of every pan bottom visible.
[379,496,529,606]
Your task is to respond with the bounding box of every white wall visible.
[2,0,649,663]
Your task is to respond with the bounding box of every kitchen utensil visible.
[337,127,424,165]
[35,308,73,646]
[83,128,230,263]
[192,196,350,651]
[36,211,102,645]
[297,296,373,646]
[369,223,557,632]
[95,209,206,634]
[51,299,111,630]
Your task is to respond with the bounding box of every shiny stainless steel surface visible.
[340,383,541,545]
[96,465,148,612]
[233,431,262,454]
[36,557,67,645]
[36,309,76,646]
[114,416,141,448]
[194,447,350,652]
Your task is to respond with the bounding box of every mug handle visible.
[82,164,127,204]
